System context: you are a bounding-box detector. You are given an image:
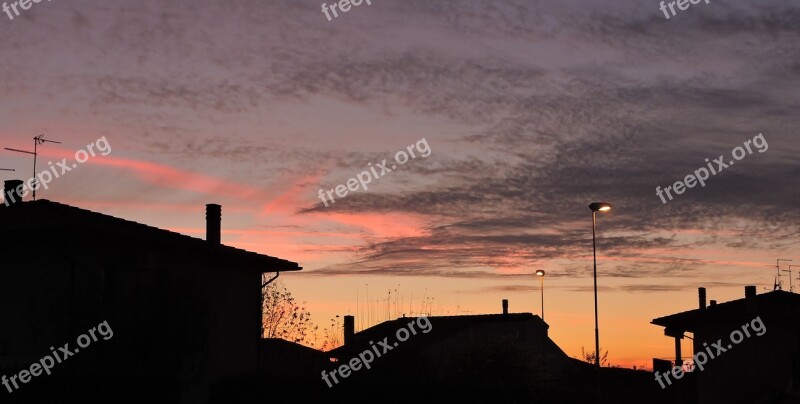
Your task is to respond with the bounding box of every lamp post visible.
[536,270,545,321]
[589,202,612,368]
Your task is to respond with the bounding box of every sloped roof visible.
[0,200,301,272]
[651,290,800,334]
[329,313,558,358]
[261,338,327,358]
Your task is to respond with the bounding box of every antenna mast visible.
[3,135,61,201]
[776,259,793,291]
[787,265,800,293]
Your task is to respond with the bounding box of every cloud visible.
[1,0,798,284]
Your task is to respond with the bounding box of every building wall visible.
[692,314,800,404]
[422,319,570,380]
[0,228,262,403]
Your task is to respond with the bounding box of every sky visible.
[1,0,799,367]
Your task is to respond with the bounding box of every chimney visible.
[710,300,717,307]
[3,180,23,207]
[502,299,508,315]
[343,315,355,346]
[698,287,707,310]
[745,285,757,313]
[206,204,221,244]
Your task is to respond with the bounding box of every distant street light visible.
[536,270,546,321]
[536,269,544,321]
[589,202,612,368]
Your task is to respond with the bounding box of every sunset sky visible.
[2,0,799,367]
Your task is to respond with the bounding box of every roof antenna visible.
[4,135,61,200]
[775,259,793,291]
[786,265,800,293]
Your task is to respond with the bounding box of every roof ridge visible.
[2,200,301,271]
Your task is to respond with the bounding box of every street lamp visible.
[536,270,545,321]
[589,202,612,368]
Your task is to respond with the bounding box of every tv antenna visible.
[775,259,793,291]
[4,135,61,201]
[797,270,800,292]
[787,265,800,293]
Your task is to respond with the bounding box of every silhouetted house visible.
[329,310,571,381]
[0,181,301,403]
[321,304,666,403]
[652,286,800,404]
[253,300,666,404]
[259,338,328,378]
[211,338,332,402]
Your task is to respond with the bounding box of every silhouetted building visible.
[0,194,301,403]
[316,303,667,403]
[329,310,572,381]
[309,303,585,403]
[240,300,668,404]
[652,286,800,404]
[259,338,329,378]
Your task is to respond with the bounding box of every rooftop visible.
[330,312,553,357]
[0,199,301,272]
[652,289,800,333]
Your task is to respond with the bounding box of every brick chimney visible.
[3,180,24,207]
[698,287,707,310]
[343,315,355,346]
[745,285,757,313]
[502,299,508,315]
[206,204,221,244]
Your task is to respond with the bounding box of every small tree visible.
[319,315,343,352]
[261,276,316,346]
[579,346,609,367]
